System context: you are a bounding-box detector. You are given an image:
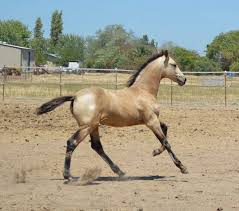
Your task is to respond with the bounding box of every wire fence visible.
[0,67,239,107]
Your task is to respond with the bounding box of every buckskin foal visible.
[36,50,188,180]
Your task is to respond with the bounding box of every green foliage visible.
[34,17,43,39]
[193,57,222,72]
[32,17,46,65]
[206,30,239,70]
[230,59,239,72]
[50,10,63,50]
[170,47,198,71]
[168,46,222,72]
[84,25,157,69]
[56,34,85,66]
[0,20,31,46]
[1,16,236,72]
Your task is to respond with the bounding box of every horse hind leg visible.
[90,127,125,177]
[63,127,90,180]
[152,122,167,156]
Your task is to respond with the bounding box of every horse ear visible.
[164,50,169,66]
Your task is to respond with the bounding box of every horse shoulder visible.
[134,91,159,124]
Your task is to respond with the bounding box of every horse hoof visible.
[63,172,72,180]
[152,149,160,156]
[180,167,189,174]
[152,149,164,157]
[118,171,125,178]
[152,150,157,156]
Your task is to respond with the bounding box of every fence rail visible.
[0,67,239,107]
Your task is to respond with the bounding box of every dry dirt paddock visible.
[0,101,239,211]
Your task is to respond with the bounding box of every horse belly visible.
[100,109,143,127]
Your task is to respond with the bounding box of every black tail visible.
[36,96,74,115]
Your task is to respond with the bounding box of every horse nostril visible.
[184,78,187,84]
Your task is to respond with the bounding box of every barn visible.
[0,42,35,68]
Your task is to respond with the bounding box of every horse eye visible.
[171,64,177,68]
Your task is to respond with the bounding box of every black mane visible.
[127,51,166,87]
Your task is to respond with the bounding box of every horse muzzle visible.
[177,77,187,86]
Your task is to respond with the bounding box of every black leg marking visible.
[90,129,125,177]
[152,122,168,156]
[160,122,168,136]
[154,133,188,174]
[63,130,80,179]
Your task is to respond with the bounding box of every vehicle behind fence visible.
[0,67,239,107]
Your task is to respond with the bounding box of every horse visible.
[36,50,188,180]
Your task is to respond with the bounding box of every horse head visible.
[161,50,187,86]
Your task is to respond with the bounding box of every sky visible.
[1,0,239,54]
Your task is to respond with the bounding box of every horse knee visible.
[66,139,77,152]
[160,122,168,136]
[91,140,103,152]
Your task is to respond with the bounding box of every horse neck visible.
[132,62,164,97]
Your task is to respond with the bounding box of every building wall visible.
[21,49,35,67]
[0,45,21,68]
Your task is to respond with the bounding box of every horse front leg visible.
[146,116,188,174]
[63,127,90,180]
[152,122,167,156]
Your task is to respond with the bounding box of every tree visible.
[0,20,31,46]
[170,46,198,71]
[230,60,239,72]
[32,17,46,65]
[206,30,239,71]
[84,25,135,68]
[84,25,157,69]
[50,10,63,50]
[193,57,221,72]
[34,17,43,39]
[163,44,222,72]
[56,34,85,66]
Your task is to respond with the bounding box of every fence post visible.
[115,68,118,89]
[224,71,227,107]
[170,80,173,106]
[59,70,62,96]
[30,70,33,82]
[2,82,5,101]
[2,66,6,101]
[24,68,27,80]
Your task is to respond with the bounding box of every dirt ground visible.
[0,100,239,211]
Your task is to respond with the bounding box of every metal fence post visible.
[2,82,5,101]
[2,66,6,101]
[24,68,27,80]
[115,68,118,89]
[30,71,33,82]
[170,80,173,106]
[59,71,62,96]
[224,71,227,107]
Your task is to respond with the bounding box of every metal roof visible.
[0,41,34,50]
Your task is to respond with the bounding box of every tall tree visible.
[34,17,43,39]
[56,34,85,65]
[169,45,221,72]
[84,24,157,69]
[0,20,31,46]
[32,17,46,65]
[206,30,239,71]
[50,10,63,50]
